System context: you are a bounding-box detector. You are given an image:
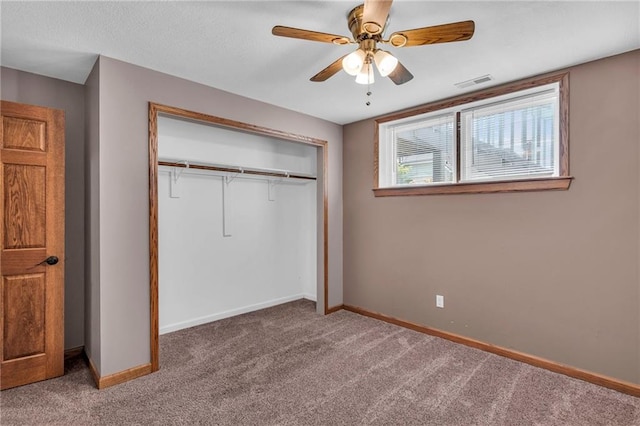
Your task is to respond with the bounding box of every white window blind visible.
[391,113,455,186]
[460,85,559,182]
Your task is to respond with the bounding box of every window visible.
[379,113,456,187]
[375,73,571,196]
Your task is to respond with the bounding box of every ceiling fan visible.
[272,0,475,86]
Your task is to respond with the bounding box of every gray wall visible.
[343,49,640,384]
[84,60,101,368]
[90,56,343,376]
[1,67,86,350]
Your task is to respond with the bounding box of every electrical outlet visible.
[436,295,444,308]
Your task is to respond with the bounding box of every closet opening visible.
[148,103,328,372]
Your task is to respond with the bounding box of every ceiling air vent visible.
[454,74,493,89]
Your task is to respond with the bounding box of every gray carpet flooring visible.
[2,299,639,425]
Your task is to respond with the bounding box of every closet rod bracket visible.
[172,161,189,183]
[268,177,285,201]
[225,168,243,185]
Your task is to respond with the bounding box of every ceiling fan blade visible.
[272,26,351,44]
[389,20,475,47]
[362,0,393,35]
[387,61,413,85]
[310,55,348,82]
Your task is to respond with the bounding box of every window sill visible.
[373,176,573,197]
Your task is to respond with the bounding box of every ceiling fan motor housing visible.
[348,4,387,41]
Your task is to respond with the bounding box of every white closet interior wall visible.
[158,116,318,334]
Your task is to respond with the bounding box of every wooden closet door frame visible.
[148,102,329,372]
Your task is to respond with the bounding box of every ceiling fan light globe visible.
[342,49,366,76]
[355,63,375,85]
[374,50,399,77]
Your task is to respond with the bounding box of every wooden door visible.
[0,101,65,390]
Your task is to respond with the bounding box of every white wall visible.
[158,116,317,334]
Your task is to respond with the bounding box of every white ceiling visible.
[1,1,638,125]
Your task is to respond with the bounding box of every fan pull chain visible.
[366,82,372,106]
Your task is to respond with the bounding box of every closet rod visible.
[158,160,317,181]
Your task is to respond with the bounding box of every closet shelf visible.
[158,159,317,181]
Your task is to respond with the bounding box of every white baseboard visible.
[160,294,312,335]
[301,292,317,302]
